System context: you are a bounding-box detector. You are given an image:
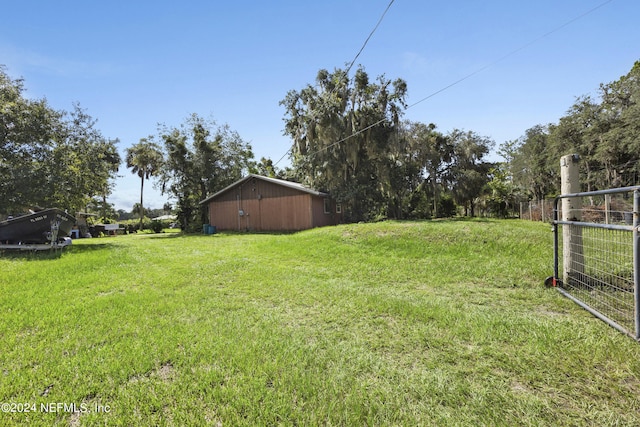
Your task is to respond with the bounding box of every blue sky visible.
[1,0,638,212]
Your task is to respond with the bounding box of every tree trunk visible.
[101,191,107,219]
[432,179,438,218]
[139,175,145,231]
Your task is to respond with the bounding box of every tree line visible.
[2,60,639,229]
[502,60,640,204]
[280,61,640,221]
[0,66,120,218]
[280,66,495,221]
[127,115,255,232]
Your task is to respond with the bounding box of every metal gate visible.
[550,186,640,341]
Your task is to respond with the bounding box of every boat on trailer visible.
[0,208,76,251]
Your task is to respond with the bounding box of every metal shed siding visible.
[255,194,313,231]
[208,200,240,230]
[311,196,332,228]
[207,177,317,231]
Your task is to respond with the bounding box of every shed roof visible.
[199,174,328,205]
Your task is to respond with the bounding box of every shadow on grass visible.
[423,217,496,223]
[0,247,68,261]
[0,242,119,260]
[137,230,298,238]
[129,232,192,239]
[66,243,114,252]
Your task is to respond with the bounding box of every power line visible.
[279,0,616,166]
[345,0,395,76]
[274,0,396,167]
[407,0,616,110]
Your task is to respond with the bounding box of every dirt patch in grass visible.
[128,361,175,384]
[156,361,175,382]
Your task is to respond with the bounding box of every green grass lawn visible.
[1,219,640,426]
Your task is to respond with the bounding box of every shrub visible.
[149,220,164,233]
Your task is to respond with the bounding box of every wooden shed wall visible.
[207,177,321,231]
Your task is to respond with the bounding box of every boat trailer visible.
[0,237,72,251]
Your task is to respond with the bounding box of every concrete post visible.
[560,154,584,284]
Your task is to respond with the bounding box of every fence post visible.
[561,154,584,284]
[634,190,640,339]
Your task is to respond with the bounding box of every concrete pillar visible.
[560,154,584,284]
[561,154,582,221]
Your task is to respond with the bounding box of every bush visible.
[149,220,164,233]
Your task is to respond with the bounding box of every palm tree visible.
[125,139,164,231]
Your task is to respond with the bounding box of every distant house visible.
[199,174,343,232]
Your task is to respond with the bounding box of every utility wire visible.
[407,0,615,110]
[279,0,615,165]
[345,0,395,76]
[274,0,396,167]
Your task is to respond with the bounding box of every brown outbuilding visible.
[199,174,343,232]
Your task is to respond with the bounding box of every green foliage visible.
[248,156,283,178]
[485,164,521,218]
[157,114,253,231]
[508,60,640,196]
[0,67,120,214]
[281,66,409,221]
[403,121,452,218]
[149,220,163,233]
[437,193,457,217]
[2,220,640,425]
[125,139,164,231]
[120,216,168,233]
[447,129,494,216]
[0,68,58,212]
[281,67,500,221]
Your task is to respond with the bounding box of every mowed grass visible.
[1,219,640,426]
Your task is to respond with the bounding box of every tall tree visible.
[485,163,520,218]
[1,67,120,215]
[249,157,282,178]
[46,104,121,213]
[1,67,60,213]
[403,121,452,218]
[549,96,605,192]
[447,129,494,216]
[125,138,164,231]
[158,114,253,231]
[596,60,640,187]
[507,61,640,197]
[281,66,407,221]
[508,124,558,200]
